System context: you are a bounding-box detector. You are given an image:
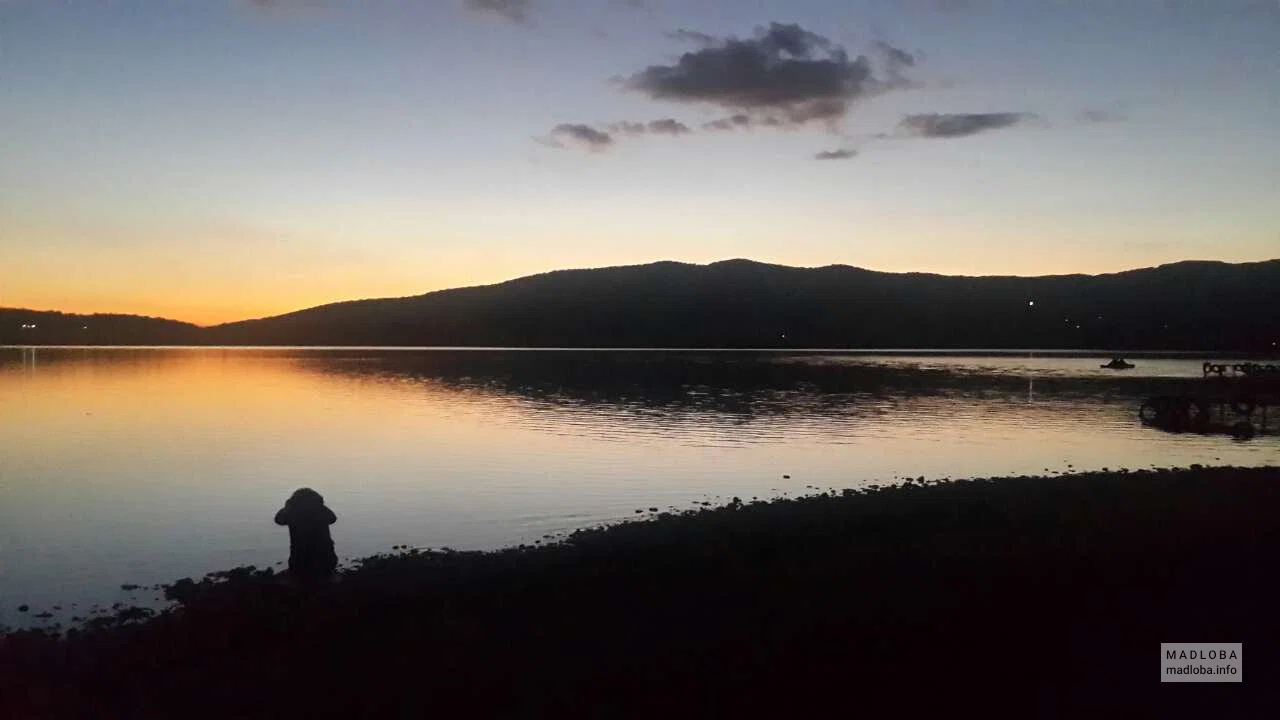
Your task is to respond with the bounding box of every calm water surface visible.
[1,348,1276,627]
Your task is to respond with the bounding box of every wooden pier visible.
[1139,362,1278,437]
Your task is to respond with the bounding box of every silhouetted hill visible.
[6,260,1278,350]
[205,259,1280,351]
[0,309,200,346]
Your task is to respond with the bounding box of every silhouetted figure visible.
[274,488,338,581]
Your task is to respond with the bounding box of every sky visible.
[2,0,1278,325]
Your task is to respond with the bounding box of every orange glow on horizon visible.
[6,233,1277,326]
[6,193,1278,325]
[8,247,1278,327]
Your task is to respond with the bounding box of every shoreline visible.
[4,465,1279,715]
[5,344,1276,356]
[3,462,1275,635]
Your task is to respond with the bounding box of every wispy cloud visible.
[544,118,694,152]
[874,40,917,89]
[702,113,793,132]
[898,112,1035,138]
[665,28,719,47]
[1077,109,1125,125]
[464,0,533,25]
[238,0,326,16]
[609,119,693,137]
[928,0,973,12]
[547,123,614,151]
[703,114,755,132]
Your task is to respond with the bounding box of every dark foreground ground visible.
[4,466,1279,718]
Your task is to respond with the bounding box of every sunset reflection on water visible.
[1,348,1275,626]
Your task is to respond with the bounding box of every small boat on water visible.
[1101,357,1134,370]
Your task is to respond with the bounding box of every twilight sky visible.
[3,0,1278,325]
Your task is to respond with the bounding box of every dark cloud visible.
[877,42,914,69]
[547,118,691,151]
[898,112,1034,138]
[1077,109,1125,124]
[814,148,858,160]
[702,113,786,132]
[874,41,916,88]
[703,114,751,131]
[549,123,614,151]
[626,23,900,128]
[465,0,533,24]
[610,121,647,135]
[610,119,693,136]
[645,118,692,136]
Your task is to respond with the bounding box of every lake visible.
[1,347,1276,628]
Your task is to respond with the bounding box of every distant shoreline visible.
[0,345,1266,356]
[5,259,1277,352]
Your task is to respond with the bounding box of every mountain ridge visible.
[4,259,1278,350]
[216,257,1280,323]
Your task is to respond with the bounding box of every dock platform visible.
[1139,362,1278,437]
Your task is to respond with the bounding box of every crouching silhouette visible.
[274,488,338,581]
